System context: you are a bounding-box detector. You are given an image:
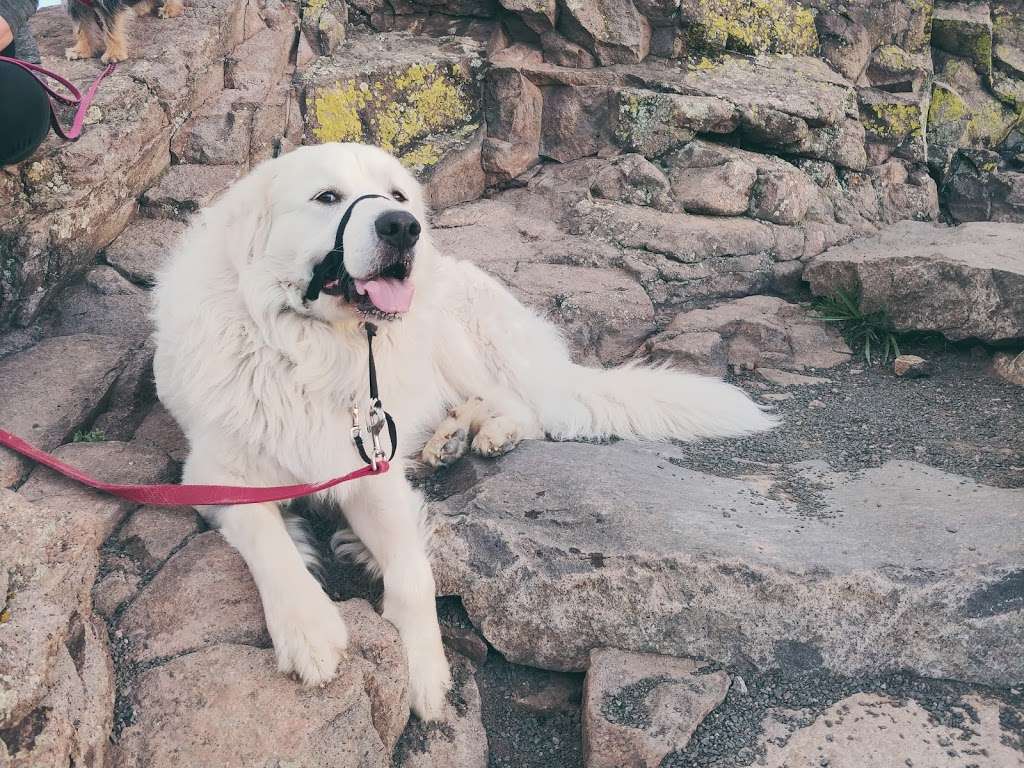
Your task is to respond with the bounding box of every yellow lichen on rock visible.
[928,85,968,127]
[688,0,819,56]
[863,103,924,139]
[311,63,475,154]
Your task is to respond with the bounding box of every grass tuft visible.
[72,428,106,443]
[813,287,901,365]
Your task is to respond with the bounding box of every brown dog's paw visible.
[159,0,185,17]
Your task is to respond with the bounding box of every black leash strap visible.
[305,193,387,302]
[352,322,398,467]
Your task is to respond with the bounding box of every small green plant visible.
[72,428,106,443]
[813,287,901,365]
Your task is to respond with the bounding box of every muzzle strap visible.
[304,193,387,302]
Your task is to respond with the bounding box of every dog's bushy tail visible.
[535,362,779,443]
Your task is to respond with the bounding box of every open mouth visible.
[320,258,415,319]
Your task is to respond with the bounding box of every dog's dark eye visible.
[314,191,341,204]
[391,189,407,203]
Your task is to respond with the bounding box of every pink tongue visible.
[354,278,415,314]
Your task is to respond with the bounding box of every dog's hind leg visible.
[336,466,451,720]
[99,8,132,63]
[421,390,541,468]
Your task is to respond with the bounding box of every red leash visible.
[0,428,389,506]
[0,55,115,140]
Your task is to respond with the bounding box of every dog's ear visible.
[199,163,275,269]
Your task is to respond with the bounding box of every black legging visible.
[0,44,51,166]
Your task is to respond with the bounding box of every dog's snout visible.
[375,210,421,250]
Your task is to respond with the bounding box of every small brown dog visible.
[64,0,183,64]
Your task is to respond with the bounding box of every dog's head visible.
[205,143,432,325]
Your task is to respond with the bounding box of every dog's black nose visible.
[375,210,421,250]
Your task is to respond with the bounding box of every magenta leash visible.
[0,55,116,140]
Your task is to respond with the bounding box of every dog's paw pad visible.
[101,50,128,64]
[472,417,521,458]
[422,426,469,468]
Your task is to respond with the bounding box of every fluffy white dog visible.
[152,142,776,720]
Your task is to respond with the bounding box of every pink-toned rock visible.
[115,506,202,573]
[643,296,852,376]
[483,68,543,181]
[119,531,268,663]
[583,648,730,768]
[141,165,242,221]
[559,0,651,64]
[104,218,187,285]
[111,602,409,768]
[133,403,189,463]
[0,335,128,488]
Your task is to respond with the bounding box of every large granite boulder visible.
[433,440,1024,685]
[805,220,1024,342]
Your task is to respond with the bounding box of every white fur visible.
[152,143,776,721]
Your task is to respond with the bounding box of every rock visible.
[104,218,187,286]
[558,0,651,65]
[93,570,141,620]
[932,0,993,77]
[433,441,1024,685]
[613,89,739,158]
[392,654,487,768]
[805,221,1024,343]
[943,149,1024,224]
[111,600,410,768]
[624,56,867,171]
[541,30,597,68]
[141,164,242,221]
[119,531,269,663]
[500,0,556,33]
[644,296,852,377]
[115,506,202,574]
[539,84,616,163]
[670,159,757,216]
[759,368,831,386]
[300,0,348,55]
[865,44,931,91]
[859,87,929,164]
[679,0,818,56]
[893,354,932,377]
[171,90,256,167]
[410,128,486,211]
[42,266,152,346]
[441,624,489,664]
[590,153,675,212]
[758,692,1024,768]
[482,68,544,181]
[512,675,581,713]
[18,440,177,546]
[132,403,189,463]
[301,32,484,166]
[504,263,656,365]
[0,335,128,488]
[0,490,112,768]
[582,648,730,768]
[815,11,872,82]
[992,350,1024,386]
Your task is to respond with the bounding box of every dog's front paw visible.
[100,48,128,64]
[421,423,469,468]
[265,579,349,686]
[472,415,521,458]
[406,636,452,721]
[65,46,91,60]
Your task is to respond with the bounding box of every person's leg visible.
[0,60,51,166]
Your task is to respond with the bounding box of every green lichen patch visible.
[682,0,819,57]
[309,62,479,157]
[861,102,924,140]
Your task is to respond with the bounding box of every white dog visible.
[152,143,776,720]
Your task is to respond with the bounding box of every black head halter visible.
[304,194,387,302]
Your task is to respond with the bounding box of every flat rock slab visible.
[583,648,730,768]
[432,440,1024,685]
[112,600,410,768]
[757,692,1023,768]
[104,218,188,286]
[0,334,129,487]
[644,296,851,376]
[806,220,1024,343]
[141,164,241,221]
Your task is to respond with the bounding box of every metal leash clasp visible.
[366,398,387,470]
